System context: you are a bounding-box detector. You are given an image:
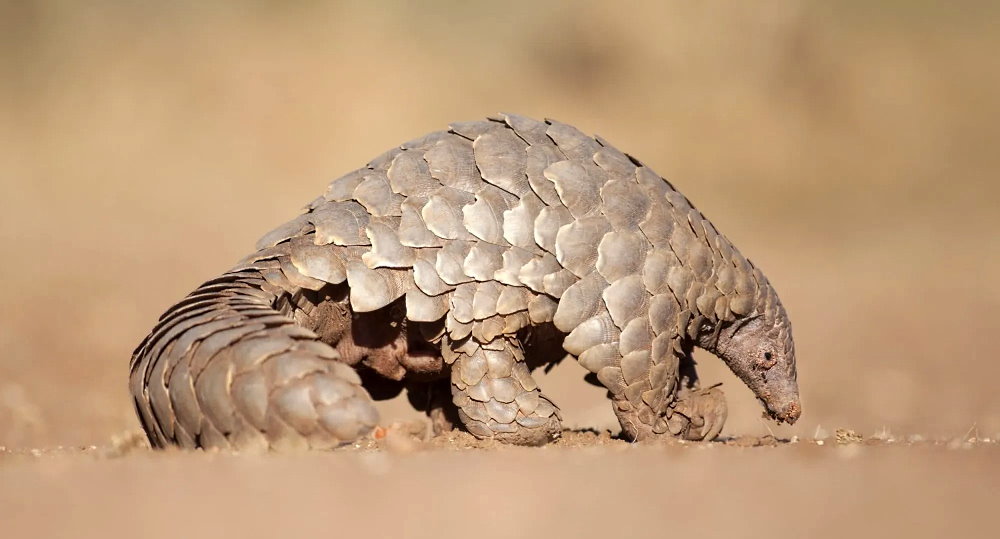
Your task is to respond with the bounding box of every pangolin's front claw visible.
[672,386,728,441]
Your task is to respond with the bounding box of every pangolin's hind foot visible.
[406,379,461,436]
[447,336,562,446]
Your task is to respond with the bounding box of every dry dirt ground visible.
[1,2,998,538]
[1,431,997,539]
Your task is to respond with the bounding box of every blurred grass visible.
[1,0,998,447]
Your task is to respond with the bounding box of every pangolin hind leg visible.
[445,335,561,445]
[406,378,460,436]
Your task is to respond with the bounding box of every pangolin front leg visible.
[596,344,727,442]
[659,350,727,441]
[670,384,728,441]
[445,335,561,446]
[604,335,684,442]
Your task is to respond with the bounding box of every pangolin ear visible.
[725,315,757,344]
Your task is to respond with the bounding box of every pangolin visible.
[129,114,800,451]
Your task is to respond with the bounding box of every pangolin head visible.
[712,297,800,425]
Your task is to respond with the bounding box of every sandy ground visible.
[2,433,997,539]
[1,2,998,537]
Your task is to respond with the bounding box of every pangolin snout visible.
[771,400,801,424]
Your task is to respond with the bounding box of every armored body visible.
[130,114,800,451]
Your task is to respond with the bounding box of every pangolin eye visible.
[764,351,773,361]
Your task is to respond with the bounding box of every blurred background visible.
[1,0,998,449]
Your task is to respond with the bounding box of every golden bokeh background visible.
[2,0,998,448]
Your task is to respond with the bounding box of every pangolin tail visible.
[128,270,378,451]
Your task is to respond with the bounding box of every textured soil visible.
[2,431,996,539]
[1,3,998,538]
